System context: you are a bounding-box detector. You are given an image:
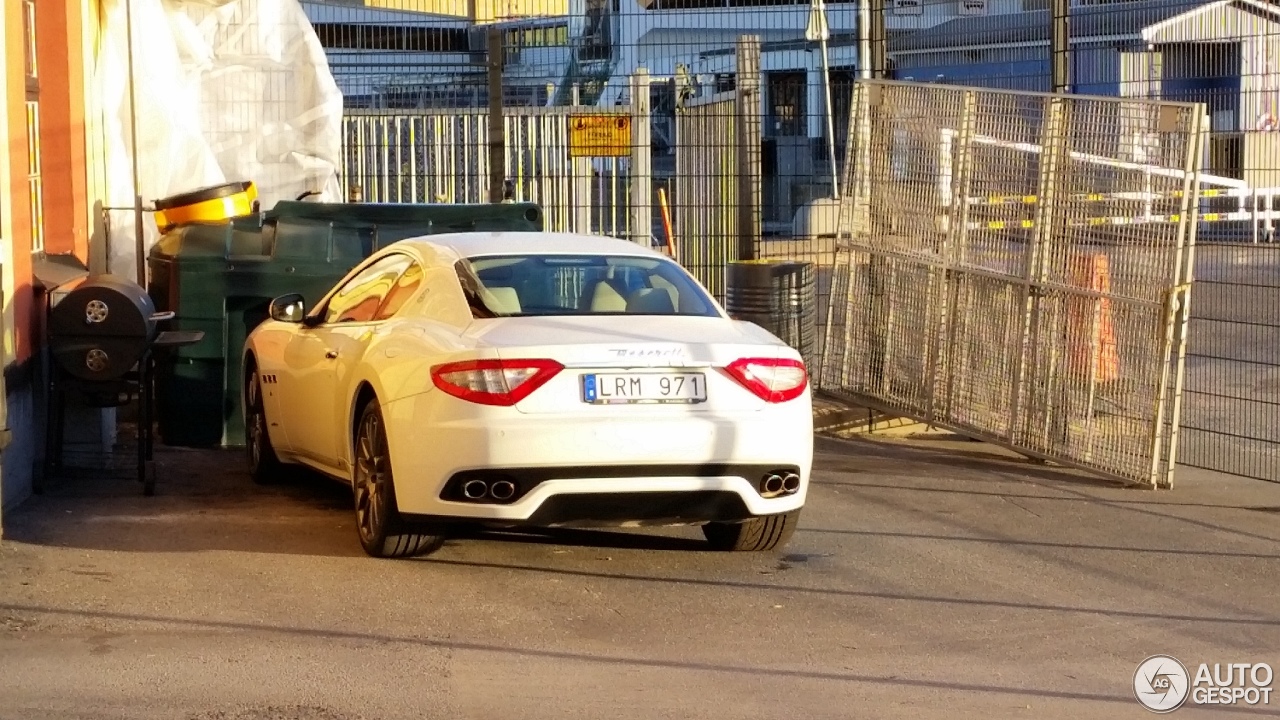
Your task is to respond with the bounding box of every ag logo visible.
[1135,655,1191,713]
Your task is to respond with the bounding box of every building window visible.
[767,72,806,137]
[23,0,37,85]
[23,0,44,255]
[26,102,44,255]
[310,24,469,52]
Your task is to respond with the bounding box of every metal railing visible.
[341,78,653,240]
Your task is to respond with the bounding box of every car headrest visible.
[587,280,628,312]
[626,287,676,314]
[485,286,522,314]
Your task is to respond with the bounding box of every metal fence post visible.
[735,35,763,263]
[1051,0,1070,93]
[1009,95,1069,447]
[935,90,978,419]
[869,0,887,79]
[1150,108,1208,488]
[855,83,886,393]
[629,70,652,246]
[487,26,506,205]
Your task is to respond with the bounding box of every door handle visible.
[325,349,339,359]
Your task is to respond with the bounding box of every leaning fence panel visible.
[823,80,1204,488]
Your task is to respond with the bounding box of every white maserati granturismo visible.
[242,231,813,558]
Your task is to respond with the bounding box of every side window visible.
[324,254,413,324]
[374,261,424,320]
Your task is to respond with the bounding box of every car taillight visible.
[431,359,563,406]
[723,357,808,403]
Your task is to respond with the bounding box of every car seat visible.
[625,287,676,314]
[581,272,629,312]
[484,286,522,315]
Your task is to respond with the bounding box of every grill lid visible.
[49,274,160,341]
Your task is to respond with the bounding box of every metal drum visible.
[725,260,818,367]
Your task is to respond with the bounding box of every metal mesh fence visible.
[342,107,633,235]
[305,0,1279,483]
[823,81,1203,486]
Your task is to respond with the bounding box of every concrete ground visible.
[1,432,1279,720]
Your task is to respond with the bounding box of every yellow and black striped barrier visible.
[966,187,1239,207]
[965,211,1258,231]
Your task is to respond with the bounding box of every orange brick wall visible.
[35,0,90,263]
[4,0,35,365]
[2,0,90,366]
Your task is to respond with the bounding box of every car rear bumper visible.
[380,393,813,523]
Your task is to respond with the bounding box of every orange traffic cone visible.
[1067,253,1120,384]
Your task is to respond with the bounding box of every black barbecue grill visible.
[44,274,204,495]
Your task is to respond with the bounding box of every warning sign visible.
[568,114,631,158]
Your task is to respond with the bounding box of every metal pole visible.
[869,0,887,78]
[124,0,145,285]
[1051,0,1069,93]
[629,69,653,246]
[487,27,506,204]
[808,0,841,197]
[735,36,763,263]
[819,32,840,198]
[858,0,872,81]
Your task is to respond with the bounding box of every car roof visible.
[395,231,668,260]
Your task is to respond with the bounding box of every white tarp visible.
[97,0,344,279]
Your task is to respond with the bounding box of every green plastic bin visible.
[147,200,544,448]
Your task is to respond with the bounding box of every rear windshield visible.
[454,254,720,318]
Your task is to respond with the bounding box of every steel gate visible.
[341,97,650,239]
[821,81,1207,488]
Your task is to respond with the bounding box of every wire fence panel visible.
[670,36,763,303]
[824,80,1204,487]
[672,92,739,301]
[1180,246,1280,480]
[881,0,1280,483]
[341,106,635,236]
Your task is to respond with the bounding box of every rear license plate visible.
[582,372,707,404]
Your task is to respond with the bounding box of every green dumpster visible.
[147,200,545,448]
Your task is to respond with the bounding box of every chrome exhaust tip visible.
[489,480,516,501]
[782,473,801,493]
[462,479,489,500]
[762,474,784,495]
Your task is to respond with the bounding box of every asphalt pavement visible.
[1,433,1278,720]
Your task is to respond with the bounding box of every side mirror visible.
[269,294,307,323]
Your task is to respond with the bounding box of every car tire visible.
[702,510,800,552]
[246,365,283,485]
[352,398,445,559]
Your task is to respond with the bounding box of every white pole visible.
[808,0,841,198]
[124,0,145,285]
[820,32,840,198]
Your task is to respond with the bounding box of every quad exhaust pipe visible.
[760,471,802,497]
[489,480,516,501]
[459,477,518,502]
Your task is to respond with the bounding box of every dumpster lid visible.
[263,200,542,227]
